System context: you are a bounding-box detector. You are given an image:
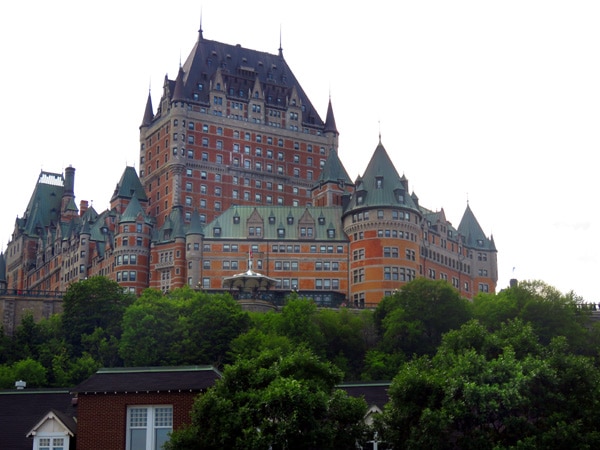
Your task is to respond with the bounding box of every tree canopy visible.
[166,348,368,450]
[380,319,600,449]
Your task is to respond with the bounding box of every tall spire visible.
[141,89,154,128]
[324,96,338,136]
[278,24,283,57]
[198,7,203,40]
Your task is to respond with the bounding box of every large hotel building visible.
[0,27,497,317]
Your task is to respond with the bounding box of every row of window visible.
[116,254,138,265]
[352,209,415,222]
[116,271,137,282]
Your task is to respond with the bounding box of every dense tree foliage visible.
[3,276,600,449]
[119,286,250,367]
[380,319,600,449]
[166,348,368,450]
[61,276,135,356]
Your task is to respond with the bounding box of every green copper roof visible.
[458,204,496,251]
[344,141,419,214]
[204,205,347,241]
[111,166,148,202]
[315,148,353,187]
[120,194,152,224]
[20,171,65,237]
[154,207,186,243]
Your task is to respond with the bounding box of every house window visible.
[126,406,173,450]
[35,436,67,450]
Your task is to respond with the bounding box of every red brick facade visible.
[76,391,196,450]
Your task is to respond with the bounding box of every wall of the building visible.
[75,391,198,450]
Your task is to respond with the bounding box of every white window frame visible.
[33,434,69,450]
[126,405,173,450]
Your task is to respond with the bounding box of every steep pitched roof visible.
[169,34,324,127]
[72,366,221,394]
[119,193,152,224]
[110,166,148,202]
[457,203,496,251]
[316,148,353,187]
[344,140,419,213]
[140,90,154,127]
[324,97,338,135]
[154,207,186,243]
[20,171,65,237]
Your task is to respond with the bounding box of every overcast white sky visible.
[1,1,598,302]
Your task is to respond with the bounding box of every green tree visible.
[376,278,473,357]
[120,287,250,367]
[473,280,591,352]
[381,319,600,449]
[315,308,372,379]
[276,297,326,355]
[61,276,134,355]
[166,348,368,450]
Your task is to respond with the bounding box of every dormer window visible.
[287,216,294,225]
[269,216,276,225]
[318,216,326,225]
[233,215,240,224]
[327,228,336,238]
[213,227,221,237]
[357,195,364,205]
[397,193,405,203]
[376,177,383,189]
[277,227,285,238]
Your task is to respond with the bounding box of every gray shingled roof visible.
[159,34,325,128]
[0,389,76,450]
[72,366,221,394]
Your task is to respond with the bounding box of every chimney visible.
[80,200,89,216]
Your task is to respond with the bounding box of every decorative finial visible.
[278,24,283,56]
[198,7,203,40]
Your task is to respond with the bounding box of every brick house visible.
[71,366,220,450]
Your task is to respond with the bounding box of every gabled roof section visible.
[316,148,353,187]
[457,203,496,251]
[205,205,347,241]
[344,140,419,213]
[72,366,221,394]
[111,166,148,203]
[27,409,77,438]
[154,207,186,243]
[0,389,76,450]
[176,34,324,127]
[119,194,152,224]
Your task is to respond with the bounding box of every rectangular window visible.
[127,406,173,450]
[37,437,66,450]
